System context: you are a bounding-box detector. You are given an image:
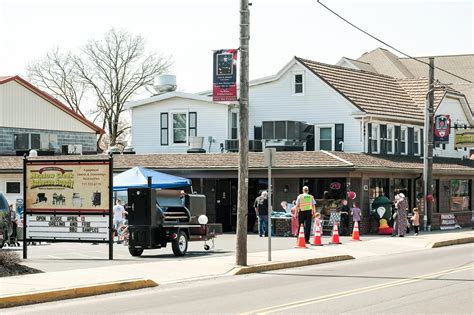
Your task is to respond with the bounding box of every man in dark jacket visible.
[254,191,268,237]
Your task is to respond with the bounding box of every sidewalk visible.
[1,230,473,308]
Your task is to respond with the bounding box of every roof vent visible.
[153,75,177,94]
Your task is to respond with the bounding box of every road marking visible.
[244,264,474,315]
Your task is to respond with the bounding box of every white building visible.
[126,56,473,159]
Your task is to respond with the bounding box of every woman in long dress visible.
[290,200,299,236]
[395,193,408,237]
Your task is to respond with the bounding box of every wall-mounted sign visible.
[25,161,110,213]
[26,214,109,241]
[455,130,474,148]
[434,114,451,144]
[212,49,238,102]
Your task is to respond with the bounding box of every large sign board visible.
[212,49,238,102]
[27,214,109,241]
[23,157,113,259]
[25,161,110,213]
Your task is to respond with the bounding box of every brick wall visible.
[0,127,97,155]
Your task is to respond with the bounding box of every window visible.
[160,113,169,146]
[30,133,40,149]
[293,73,303,94]
[387,126,394,154]
[414,129,420,155]
[371,125,379,153]
[230,112,238,139]
[317,126,333,150]
[450,179,471,211]
[369,178,389,200]
[6,182,21,194]
[13,134,29,150]
[172,113,187,144]
[400,127,407,154]
[189,112,197,137]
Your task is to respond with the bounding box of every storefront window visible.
[370,178,389,199]
[450,179,471,211]
[394,178,411,207]
[415,179,439,213]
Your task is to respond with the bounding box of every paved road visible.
[7,243,473,314]
[7,233,385,272]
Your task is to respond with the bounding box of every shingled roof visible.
[297,57,450,121]
[1,152,472,174]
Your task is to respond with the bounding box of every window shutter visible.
[395,126,401,154]
[335,124,344,151]
[160,113,169,146]
[367,123,372,154]
[380,124,387,154]
[189,112,197,137]
[407,127,414,155]
[420,129,424,157]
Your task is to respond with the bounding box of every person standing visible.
[411,208,420,236]
[394,193,408,237]
[339,200,350,236]
[351,202,361,229]
[254,191,269,237]
[9,204,19,246]
[113,199,128,242]
[295,186,316,243]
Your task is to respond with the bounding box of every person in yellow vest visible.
[295,186,316,243]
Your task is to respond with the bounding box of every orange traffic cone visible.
[296,224,306,248]
[311,222,323,246]
[352,221,361,241]
[330,223,341,245]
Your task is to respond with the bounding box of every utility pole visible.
[236,0,250,266]
[426,57,435,231]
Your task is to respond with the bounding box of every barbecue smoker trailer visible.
[126,188,221,257]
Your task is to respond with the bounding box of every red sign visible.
[434,114,450,144]
[330,182,342,190]
[213,49,238,102]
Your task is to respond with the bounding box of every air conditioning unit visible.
[249,140,262,152]
[61,144,82,155]
[225,140,239,152]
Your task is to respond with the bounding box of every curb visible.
[0,278,158,309]
[229,255,354,275]
[430,236,474,248]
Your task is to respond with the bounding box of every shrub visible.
[0,250,21,267]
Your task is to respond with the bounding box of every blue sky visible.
[1,0,472,96]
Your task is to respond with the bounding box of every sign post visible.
[264,148,276,261]
[23,156,113,260]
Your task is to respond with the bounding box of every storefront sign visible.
[440,213,461,230]
[433,114,450,144]
[25,161,110,213]
[455,130,474,148]
[329,182,342,190]
[26,214,109,241]
[212,49,238,102]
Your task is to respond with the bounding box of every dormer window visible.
[293,73,304,95]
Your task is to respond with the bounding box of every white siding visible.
[0,81,95,133]
[249,63,364,152]
[434,96,471,159]
[131,98,229,154]
[0,174,22,205]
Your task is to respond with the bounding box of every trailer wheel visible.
[172,230,188,257]
[129,248,144,257]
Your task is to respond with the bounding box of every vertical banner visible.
[213,49,238,102]
[433,114,451,144]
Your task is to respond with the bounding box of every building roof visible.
[125,91,224,109]
[297,57,428,120]
[1,152,473,174]
[0,75,104,134]
[347,48,474,113]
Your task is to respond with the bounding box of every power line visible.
[316,0,473,84]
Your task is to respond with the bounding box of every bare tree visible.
[27,29,172,147]
[28,48,87,117]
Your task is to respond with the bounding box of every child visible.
[313,212,322,234]
[351,202,361,227]
[411,208,420,236]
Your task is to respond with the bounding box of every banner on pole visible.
[433,114,451,144]
[212,49,238,102]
